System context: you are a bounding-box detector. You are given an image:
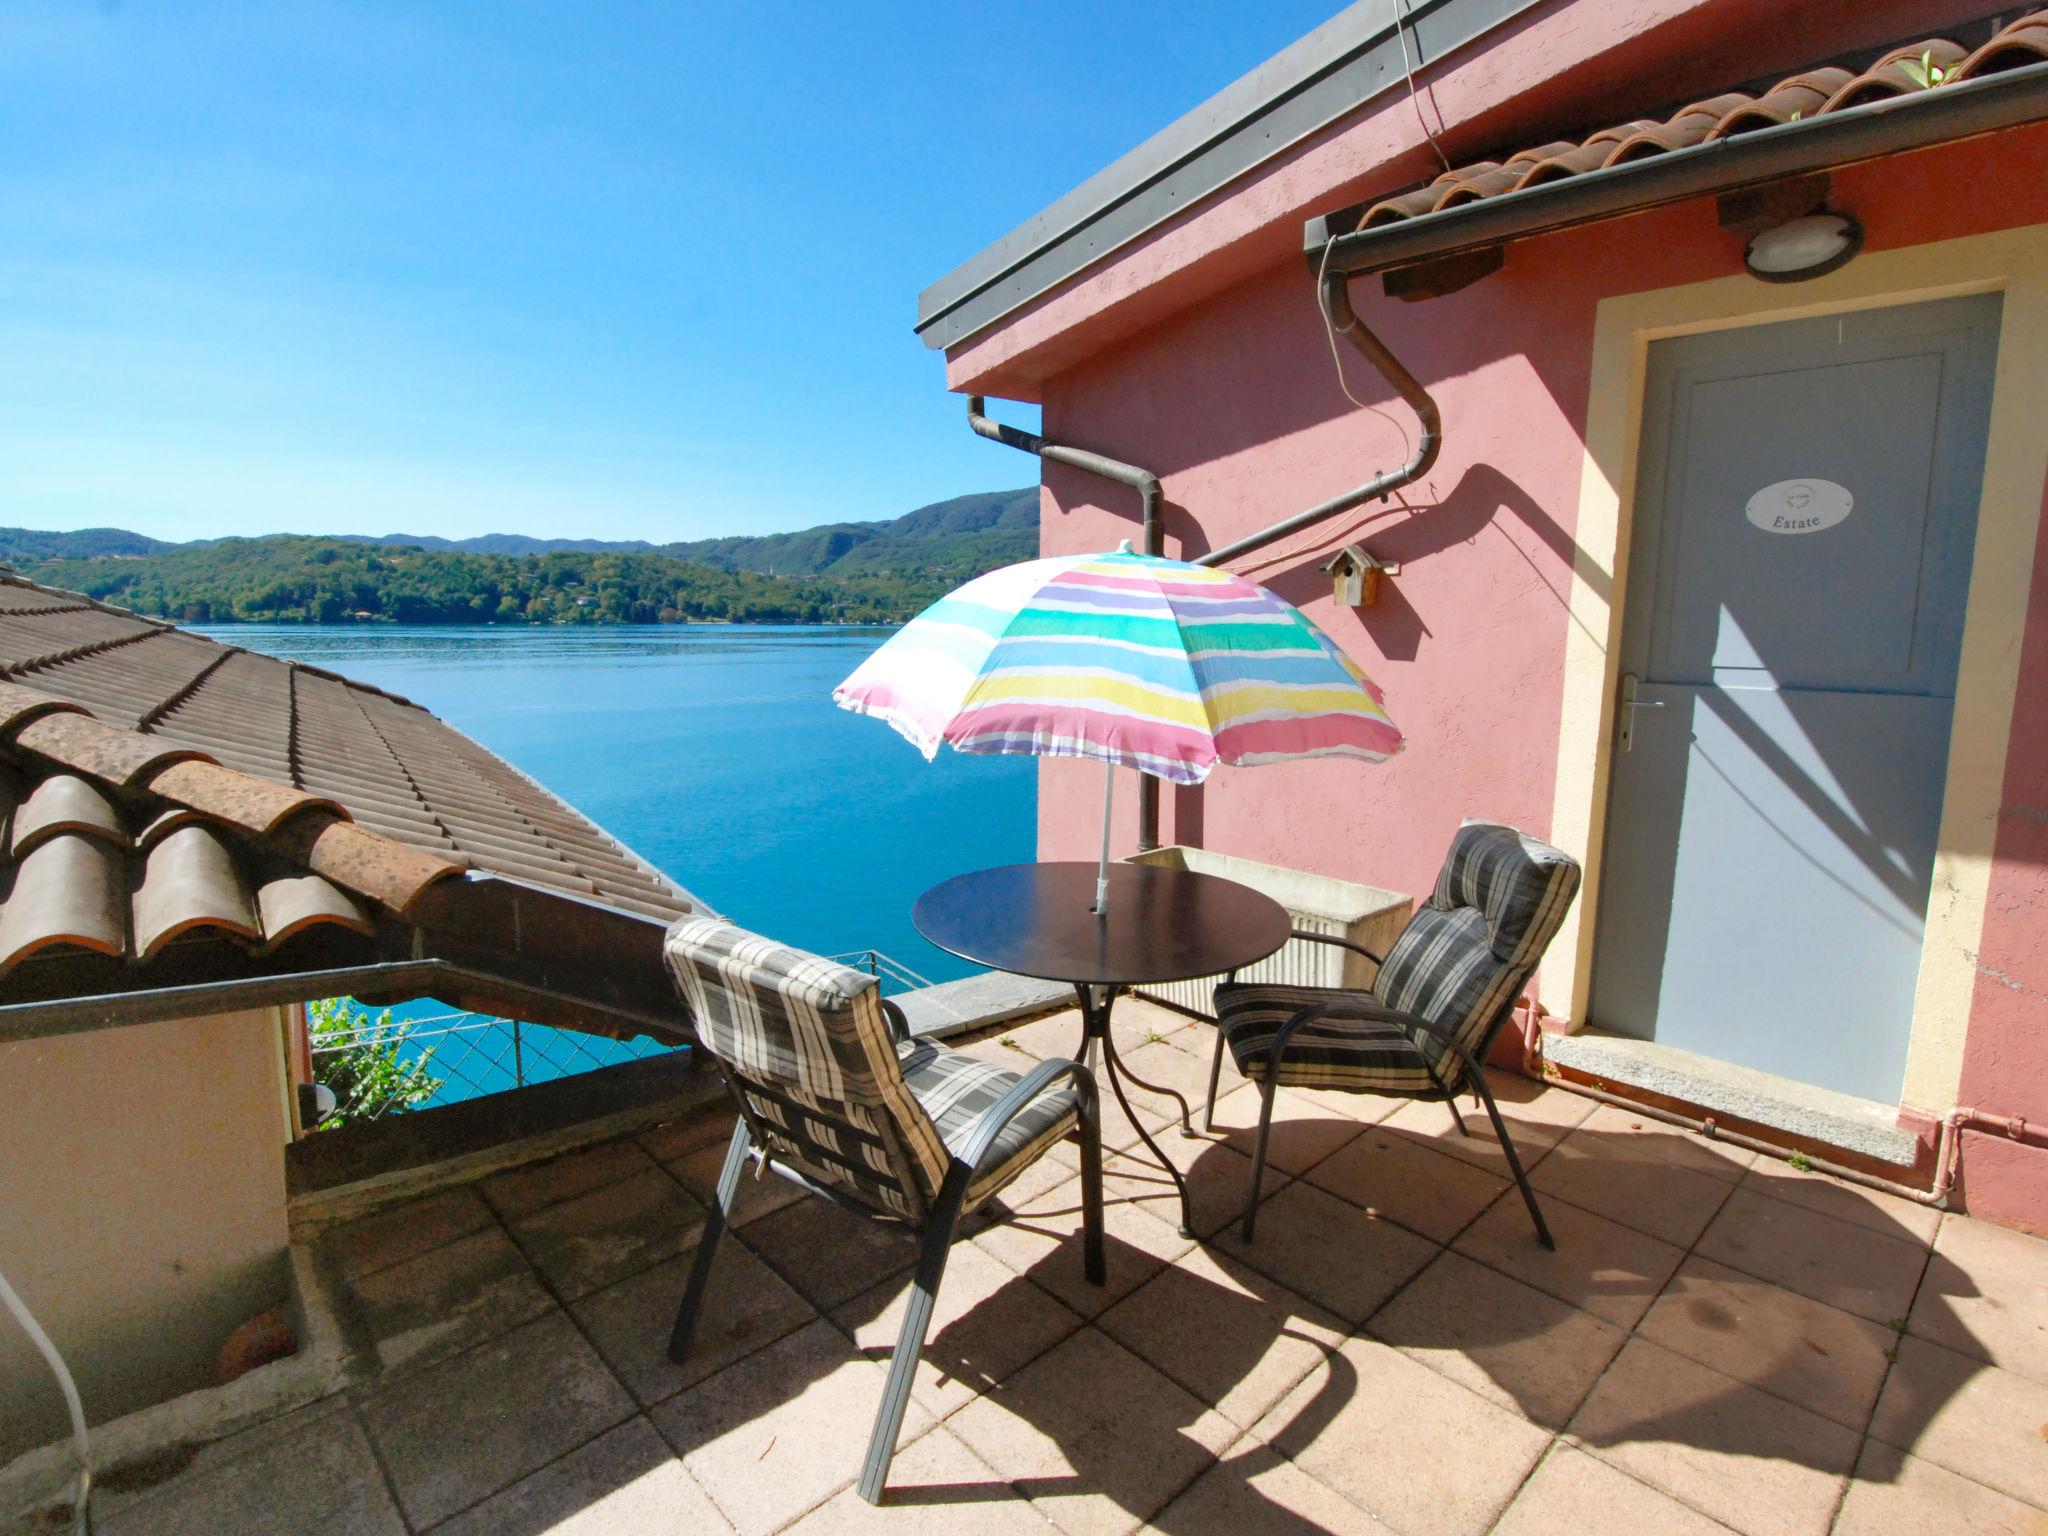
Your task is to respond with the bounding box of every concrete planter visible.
[1123,846,1412,1016]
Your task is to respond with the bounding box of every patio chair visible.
[1203,820,1580,1248]
[662,917,1104,1505]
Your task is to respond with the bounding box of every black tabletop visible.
[913,861,1291,987]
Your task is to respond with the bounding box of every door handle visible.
[1618,672,1665,753]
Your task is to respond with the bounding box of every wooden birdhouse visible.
[1320,544,1398,607]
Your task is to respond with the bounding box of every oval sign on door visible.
[1745,478,1853,535]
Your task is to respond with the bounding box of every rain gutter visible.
[1192,267,1442,569]
[1305,57,2048,277]
[966,394,1166,851]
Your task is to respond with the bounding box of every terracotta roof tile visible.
[0,571,696,919]
[11,775,125,856]
[132,825,261,959]
[143,759,345,837]
[0,834,127,970]
[1354,10,2048,235]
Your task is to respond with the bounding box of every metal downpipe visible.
[965,395,1165,851]
[1195,269,1441,569]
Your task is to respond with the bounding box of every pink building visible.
[919,1,2048,1229]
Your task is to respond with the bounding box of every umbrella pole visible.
[1095,759,1114,916]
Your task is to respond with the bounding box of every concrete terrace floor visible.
[81,999,2048,1536]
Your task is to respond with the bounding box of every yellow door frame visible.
[1545,223,2048,1115]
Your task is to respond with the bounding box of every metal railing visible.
[828,950,940,996]
[305,999,679,1125]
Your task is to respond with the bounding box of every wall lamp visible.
[1743,210,1863,283]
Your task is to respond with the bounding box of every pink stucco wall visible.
[1954,475,2048,1234]
[1000,119,2048,1221]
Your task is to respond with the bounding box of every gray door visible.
[1590,294,2000,1104]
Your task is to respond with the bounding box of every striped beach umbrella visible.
[833,543,1402,911]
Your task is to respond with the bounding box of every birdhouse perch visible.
[1320,544,1399,607]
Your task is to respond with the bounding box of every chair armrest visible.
[1286,927,1386,966]
[951,1057,1097,1177]
[879,997,912,1044]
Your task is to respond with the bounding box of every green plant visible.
[1899,50,1956,89]
[1787,1151,1814,1172]
[307,997,443,1126]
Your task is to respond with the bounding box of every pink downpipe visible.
[1506,997,2046,1209]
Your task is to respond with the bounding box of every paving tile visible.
[1834,1436,2048,1536]
[1109,1037,1222,1126]
[1116,1141,1289,1241]
[650,1318,935,1536]
[1301,1124,1509,1243]
[833,1239,1085,1420]
[507,1167,706,1300]
[1737,1156,1941,1245]
[1367,1249,1628,1430]
[427,1416,725,1536]
[1867,1334,2048,1508]
[1528,1127,1739,1248]
[972,1167,1195,1319]
[984,1134,1096,1214]
[1452,1185,1684,1329]
[1567,1104,1759,1182]
[948,1327,1236,1536]
[1693,1187,1926,1325]
[1253,1333,1550,1536]
[481,1138,659,1219]
[572,1238,816,1407]
[1376,1070,1594,1174]
[317,1186,496,1280]
[1140,1438,1384,1534]
[782,1425,1048,1535]
[666,1138,808,1228]
[1207,1176,1438,1325]
[1204,1083,1370,1175]
[740,1188,920,1312]
[1635,1255,1894,1430]
[1566,1336,1860,1536]
[1907,1212,2048,1385]
[96,1399,404,1536]
[348,1225,553,1376]
[635,1104,737,1163]
[355,1309,636,1530]
[1098,1243,1344,1432]
[1491,1444,1735,1536]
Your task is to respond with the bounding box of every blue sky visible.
[0,2,1336,544]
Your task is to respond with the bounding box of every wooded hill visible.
[0,488,1040,626]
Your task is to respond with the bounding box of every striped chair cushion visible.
[664,918,951,1214]
[1218,821,1580,1099]
[897,1040,1082,1210]
[1218,986,1445,1093]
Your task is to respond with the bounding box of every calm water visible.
[201,625,1038,1099]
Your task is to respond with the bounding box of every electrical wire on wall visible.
[0,1264,92,1534]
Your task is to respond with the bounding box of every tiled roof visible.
[1354,11,2048,233]
[0,574,696,947]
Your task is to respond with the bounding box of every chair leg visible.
[857,1210,961,1504]
[668,1120,750,1362]
[1204,1022,1228,1132]
[1239,1076,1280,1244]
[1446,1099,1472,1137]
[1471,1071,1554,1250]
[1077,1084,1106,1287]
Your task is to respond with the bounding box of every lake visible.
[202,625,1038,1102]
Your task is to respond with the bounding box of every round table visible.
[914,861,1291,1236]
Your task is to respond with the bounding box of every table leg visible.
[1076,985,1194,1239]
[1101,1027,1196,1138]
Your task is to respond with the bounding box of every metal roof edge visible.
[1305,58,2048,275]
[914,0,1544,352]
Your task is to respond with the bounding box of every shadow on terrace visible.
[79,997,2048,1536]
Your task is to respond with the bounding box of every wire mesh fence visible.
[305,997,681,1126]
